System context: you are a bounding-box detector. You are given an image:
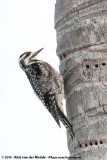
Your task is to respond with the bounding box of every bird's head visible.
[18,48,44,71]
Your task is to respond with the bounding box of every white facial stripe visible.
[23,52,37,66]
[19,51,38,68]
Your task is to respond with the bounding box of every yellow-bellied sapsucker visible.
[18,48,74,139]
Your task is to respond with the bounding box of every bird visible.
[18,48,74,139]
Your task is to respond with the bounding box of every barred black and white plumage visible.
[18,48,74,139]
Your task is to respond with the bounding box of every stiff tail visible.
[57,106,75,139]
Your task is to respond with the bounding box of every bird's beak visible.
[31,48,44,59]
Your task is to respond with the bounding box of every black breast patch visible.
[31,63,42,77]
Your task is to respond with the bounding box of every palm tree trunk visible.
[55,0,107,159]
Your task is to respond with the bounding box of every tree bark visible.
[55,0,107,159]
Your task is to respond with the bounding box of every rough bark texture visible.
[55,0,107,159]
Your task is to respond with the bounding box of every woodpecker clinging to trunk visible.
[18,48,74,139]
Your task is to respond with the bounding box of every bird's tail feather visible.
[51,108,61,128]
[57,106,75,139]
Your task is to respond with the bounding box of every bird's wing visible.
[37,62,64,112]
[26,63,61,127]
[26,63,74,138]
[43,91,74,139]
[42,90,61,127]
[37,62,64,93]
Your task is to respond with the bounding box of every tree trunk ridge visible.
[55,0,107,159]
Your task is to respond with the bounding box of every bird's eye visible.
[19,52,26,58]
[26,52,31,56]
[19,51,31,58]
